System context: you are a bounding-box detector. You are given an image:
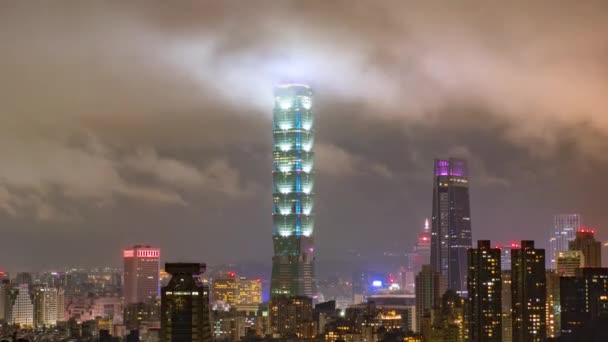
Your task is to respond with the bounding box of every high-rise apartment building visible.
[271,84,315,298]
[549,214,581,269]
[560,268,608,336]
[269,295,315,339]
[569,229,601,267]
[545,270,561,339]
[0,280,10,321]
[123,245,160,305]
[468,240,502,342]
[11,283,34,328]
[430,158,472,295]
[212,273,237,305]
[160,263,211,342]
[34,287,59,328]
[511,241,546,342]
[501,271,512,342]
[556,250,584,277]
[415,265,444,333]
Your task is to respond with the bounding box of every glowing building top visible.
[270,83,316,298]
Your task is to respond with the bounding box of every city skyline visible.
[1,2,608,272]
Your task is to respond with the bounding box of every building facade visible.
[11,283,34,328]
[33,287,59,328]
[212,273,237,305]
[123,245,160,305]
[430,159,472,295]
[271,84,316,298]
[548,214,581,269]
[569,229,601,267]
[160,263,211,342]
[415,265,444,334]
[235,277,262,306]
[269,295,314,339]
[467,240,502,342]
[511,241,546,342]
[560,268,608,336]
[556,250,584,277]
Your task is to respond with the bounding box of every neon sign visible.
[137,249,160,258]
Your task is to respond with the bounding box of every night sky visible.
[1,1,608,272]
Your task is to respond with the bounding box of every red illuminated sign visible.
[123,250,134,258]
[137,249,160,258]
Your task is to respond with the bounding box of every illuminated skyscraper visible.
[467,240,502,342]
[236,277,262,306]
[569,228,601,267]
[511,241,546,342]
[11,283,34,328]
[556,250,583,277]
[271,84,315,298]
[430,158,472,295]
[124,245,160,304]
[549,214,581,269]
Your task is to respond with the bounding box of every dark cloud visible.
[1,1,608,271]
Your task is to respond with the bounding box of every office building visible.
[269,295,315,339]
[34,287,59,328]
[270,84,316,298]
[212,272,237,305]
[235,277,262,306]
[123,245,160,304]
[560,268,608,337]
[430,158,472,295]
[549,214,581,269]
[511,241,546,342]
[160,263,211,342]
[11,283,34,328]
[556,250,584,277]
[569,229,601,267]
[415,265,444,334]
[468,240,502,342]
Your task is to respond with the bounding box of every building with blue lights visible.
[270,84,315,298]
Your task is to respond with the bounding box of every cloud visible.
[316,143,394,179]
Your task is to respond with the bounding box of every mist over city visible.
[1,1,608,341]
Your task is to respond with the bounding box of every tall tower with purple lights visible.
[270,84,315,298]
[430,158,472,296]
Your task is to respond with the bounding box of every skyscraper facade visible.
[430,158,472,295]
[556,250,583,277]
[11,283,34,328]
[511,241,546,342]
[271,84,315,298]
[160,263,211,342]
[467,240,502,342]
[569,229,601,267]
[549,214,581,269]
[124,245,160,304]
